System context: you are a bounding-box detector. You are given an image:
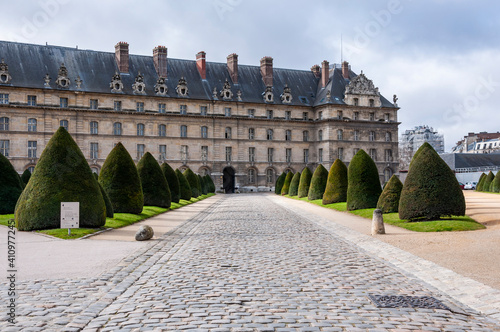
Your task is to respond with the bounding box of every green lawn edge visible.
[0,194,215,239]
[284,194,485,232]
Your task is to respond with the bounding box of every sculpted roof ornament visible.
[237,89,242,102]
[280,84,292,104]
[154,77,168,96]
[132,72,146,94]
[176,77,188,97]
[55,63,70,88]
[263,86,274,103]
[75,76,82,89]
[212,87,218,100]
[220,79,233,100]
[0,59,12,84]
[345,71,379,96]
[110,72,123,93]
[43,73,51,87]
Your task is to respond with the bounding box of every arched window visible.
[113,122,122,135]
[27,166,35,173]
[158,124,166,137]
[90,167,99,174]
[0,117,9,131]
[266,168,274,183]
[60,120,68,130]
[28,118,37,132]
[137,123,145,136]
[248,168,256,184]
[90,121,98,135]
[267,129,273,140]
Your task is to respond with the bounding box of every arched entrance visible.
[223,167,235,193]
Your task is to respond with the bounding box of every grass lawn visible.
[284,194,485,232]
[0,194,214,240]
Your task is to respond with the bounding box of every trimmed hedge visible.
[475,173,486,191]
[490,172,500,193]
[137,152,171,208]
[288,172,301,196]
[21,169,31,186]
[183,168,200,197]
[377,174,403,213]
[281,171,294,195]
[298,167,312,198]
[0,153,24,214]
[399,142,465,220]
[199,174,208,195]
[482,171,495,192]
[205,174,216,193]
[99,142,143,214]
[176,169,192,200]
[16,127,106,230]
[346,149,382,211]
[161,162,180,203]
[275,172,286,195]
[322,159,348,204]
[308,164,328,200]
[94,173,114,218]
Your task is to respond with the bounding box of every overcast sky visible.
[1,0,499,151]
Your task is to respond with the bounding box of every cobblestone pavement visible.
[2,194,500,331]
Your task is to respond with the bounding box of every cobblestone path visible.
[2,194,500,331]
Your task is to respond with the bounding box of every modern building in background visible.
[0,41,400,192]
[451,132,500,154]
[399,125,444,170]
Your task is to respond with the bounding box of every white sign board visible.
[61,202,80,229]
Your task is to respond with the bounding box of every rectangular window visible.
[225,127,232,139]
[248,169,255,184]
[353,112,359,120]
[285,111,291,120]
[285,130,291,141]
[249,147,255,162]
[267,129,273,140]
[385,131,392,142]
[267,110,273,119]
[225,107,231,117]
[181,145,188,161]
[90,121,98,135]
[159,145,167,161]
[286,148,292,163]
[114,101,122,111]
[337,110,343,119]
[353,148,359,157]
[385,149,393,162]
[267,148,274,163]
[385,113,390,121]
[136,102,144,112]
[158,103,166,113]
[337,147,343,161]
[369,148,377,161]
[90,99,98,110]
[319,148,323,163]
[158,124,166,137]
[318,111,323,120]
[180,125,187,138]
[201,126,208,138]
[353,130,359,141]
[90,142,98,159]
[369,99,375,107]
[27,95,37,106]
[0,140,10,156]
[137,144,145,160]
[60,120,68,130]
[113,122,122,135]
[28,141,37,158]
[137,124,145,136]
[318,130,323,141]
[353,98,359,106]
[225,147,232,162]
[248,109,255,118]
[180,105,187,115]
[303,131,309,142]
[303,112,309,120]
[28,118,37,132]
[369,112,375,121]
[0,93,9,104]
[369,131,375,141]
[337,129,343,141]
[60,97,68,108]
[200,106,207,116]
[201,146,208,161]
[248,128,255,140]
[303,149,309,163]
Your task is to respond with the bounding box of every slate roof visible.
[0,40,396,108]
[440,153,500,170]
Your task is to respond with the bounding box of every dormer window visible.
[176,77,189,97]
[155,77,168,96]
[263,86,274,103]
[353,98,359,106]
[369,99,375,107]
[220,79,233,100]
[280,84,293,104]
[132,72,146,94]
[55,63,70,88]
[0,59,10,84]
[110,72,123,93]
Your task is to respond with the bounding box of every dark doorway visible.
[223,167,235,193]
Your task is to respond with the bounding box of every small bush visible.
[298,167,312,198]
[308,164,328,200]
[21,169,31,186]
[275,172,286,195]
[94,173,114,218]
[161,162,180,203]
[0,153,24,214]
[281,172,294,195]
[176,169,192,200]
[490,172,500,193]
[288,172,301,196]
[482,171,495,192]
[199,174,208,195]
[476,173,486,191]
[377,175,403,213]
[137,152,171,208]
[183,168,200,197]
[346,149,382,211]
[205,175,216,193]
[322,159,348,204]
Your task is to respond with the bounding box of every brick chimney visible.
[227,53,238,84]
[260,56,273,87]
[311,65,320,78]
[321,60,329,88]
[196,51,206,79]
[342,61,349,79]
[153,46,168,78]
[115,42,129,73]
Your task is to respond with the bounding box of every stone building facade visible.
[0,41,399,192]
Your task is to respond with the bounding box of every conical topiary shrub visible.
[205,174,215,193]
[489,172,500,193]
[281,171,294,195]
[275,172,286,195]
[308,164,328,200]
[199,174,208,195]
[288,172,301,196]
[298,167,312,198]
[183,168,200,197]
[482,171,495,192]
[99,142,143,214]
[15,127,106,230]
[347,149,382,211]
[322,159,348,205]
[377,174,403,213]
[176,169,192,200]
[399,143,465,220]
[137,152,171,208]
[476,173,486,191]
[21,169,31,186]
[94,173,114,218]
[0,153,24,214]
[161,162,180,203]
